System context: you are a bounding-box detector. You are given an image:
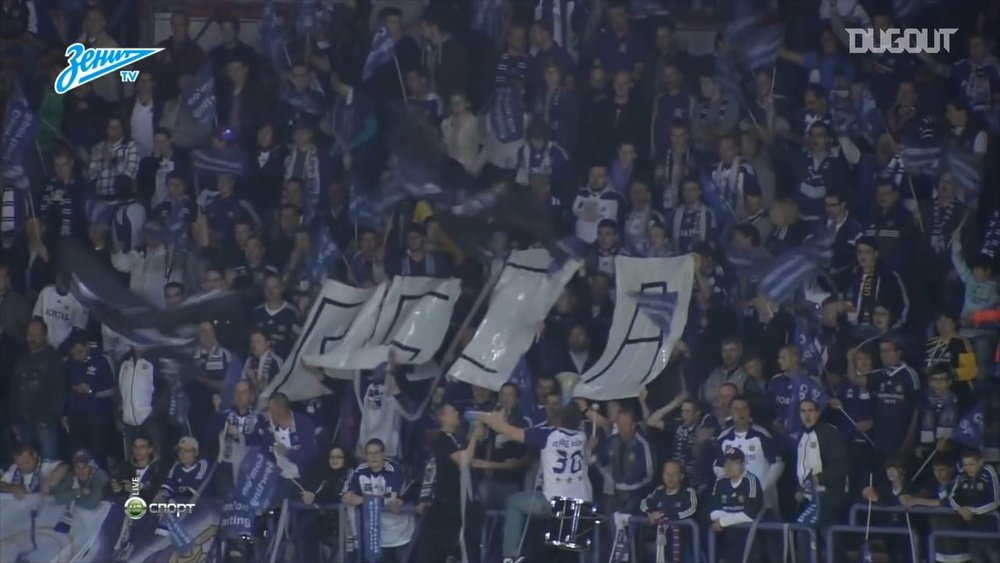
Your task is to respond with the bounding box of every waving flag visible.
[725,11,785,71]
[899,138,944,176]
[758,248,819,305]
[981,210,1000,259]
[947,148,981,195]
[1,83,39,180]
[953,402,985,448]
[184,63,216,127]
[258,0,288,68]
[472,0,503,41]
[305,224,342,287]
[362,26,397,82]
[630,290,679,332]
[162,512,194,551]
[349,170,381,229]
[192,146,248,177]
[757,225,834,305]
[489,86,525,143]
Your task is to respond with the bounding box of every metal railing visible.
[848,502,1000,529]
[826,525,918,563]
[708,522,818,563]
[626,515,701,563]
[928,529,1000,561]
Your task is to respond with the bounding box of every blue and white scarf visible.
[10,460,42,493]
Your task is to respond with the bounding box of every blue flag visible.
[489,87,525,143]
[306,224,342,287]
[219,499,256,539]
[947,148,981,195]
[546,236,589,274]
[0,84,39,183]
[361,495,383,561]
[235,448,280,510]
[472,0,503,41]
[981,210,1000,259]
[362,26,396,82]
[52,506,73,533]
[759,248,820,305]
[349,170,381,229]
[725,11,785,71]
[184,63,216,128]
[795,314,825,376]
[258,0,288,68]
[899,138,945,177]
[861,541,874,563]
[743,23,785,70]
[296,0,318,34]
[163,512,194,551]
[168,380,191,430]
[630,290,680,332]
[953,402,985,448]
[192,146,247,177]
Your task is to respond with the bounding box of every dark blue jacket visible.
[64,352,115,417]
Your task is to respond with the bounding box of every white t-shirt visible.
[525,426,591,501]
[32,286,88,348]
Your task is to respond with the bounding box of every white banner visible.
[263,280,374,402]
[305,276,461,371]
[449,249,581,391]
[572,255,694,400]
[0,494,112,563]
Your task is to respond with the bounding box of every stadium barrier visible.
[928,529,1000,561]
[826,524,918,562]
[708,522,818,563]
[848,502,1000,529]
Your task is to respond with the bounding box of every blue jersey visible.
[160,458,212,500]
[869,363,921,452]
[834,380,873,443]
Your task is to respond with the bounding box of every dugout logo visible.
[845,28,958,54]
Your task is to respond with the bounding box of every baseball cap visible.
[72,449,93,465]
[175,437,199,452]
[723,448,746,463]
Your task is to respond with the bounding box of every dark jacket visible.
[53,466,109,509]
[112,458,168,503]
[11,346,65,424]
[800,422,849,496]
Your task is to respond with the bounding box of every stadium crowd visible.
[1,0,1000,562]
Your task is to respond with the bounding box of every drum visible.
[544,497,602,551]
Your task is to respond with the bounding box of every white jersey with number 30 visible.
[526,426,591,501]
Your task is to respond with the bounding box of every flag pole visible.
[911,446,938,482]
[393,56,407,102]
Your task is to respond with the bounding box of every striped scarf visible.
[654,517,682,563]
[0,186,22,248]
[930,200,955,253]
[246,352,277,395]
[11,459,42,493]
[698,95,730,125]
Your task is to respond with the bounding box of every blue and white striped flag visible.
[630,290,679,332]
[472,0,503,40]
[743,23,785,70]
[1,83,38,181]
[489,86,525,143]
[362,26,397,82]
[163,512,194,552]
[349,171,381,229]
[898,138,945,177]
[258,0,288,68]
[946,148,981,195]
[759,248,820,305]
[305,224,342,287]
[183,63,216,128]
[192,146,247,177]
[547,235,589,274]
